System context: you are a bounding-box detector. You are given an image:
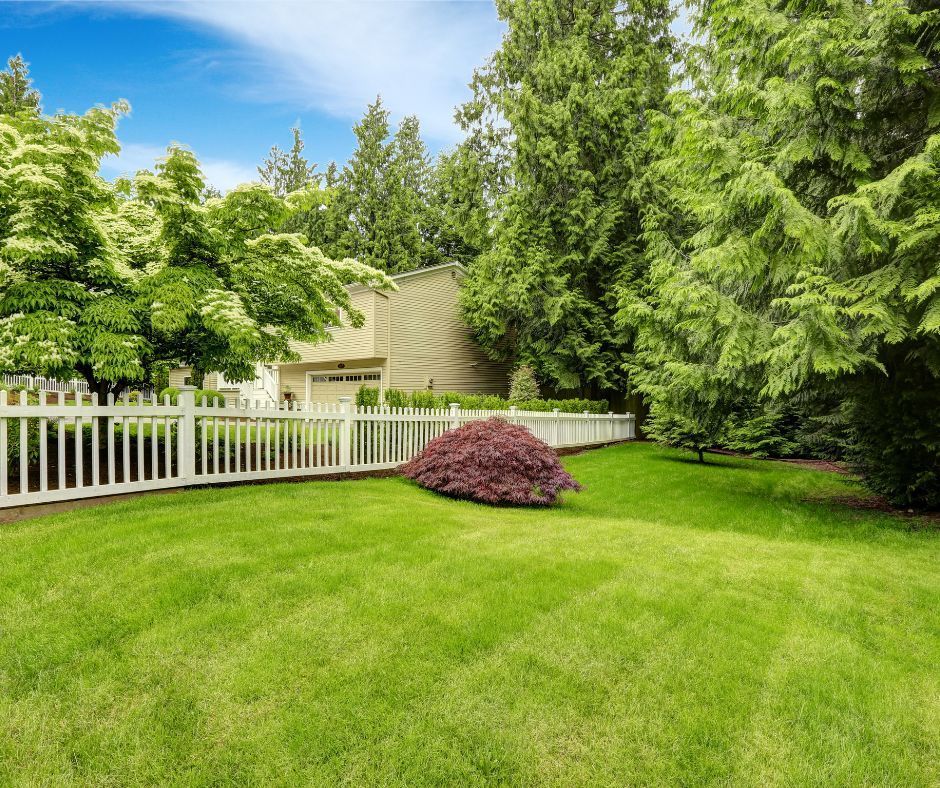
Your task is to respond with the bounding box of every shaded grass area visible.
[0,443,937,785]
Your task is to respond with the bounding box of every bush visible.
[356,387,609,414]
[401,417,581,506]
[159,387,225,405]
[508,364,540,401]
[644,399,726,463]
[356,385,381,407]
[844,361,940,509]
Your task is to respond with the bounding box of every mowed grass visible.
[0,443,937,786]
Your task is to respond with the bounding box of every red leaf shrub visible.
[401,417,581,506]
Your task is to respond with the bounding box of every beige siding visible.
[288,290,377,363]
[167,368,219,390]
[278,360,388,403]
[373,293,389,358]
[388,267,510,395]
[171,264,509,402]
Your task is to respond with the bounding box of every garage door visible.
[308,372,381,404]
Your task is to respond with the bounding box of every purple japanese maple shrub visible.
[402,417,581,506]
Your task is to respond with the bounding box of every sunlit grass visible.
[0,443,937,785]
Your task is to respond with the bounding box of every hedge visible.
[355,386,609,414]
[159,387,225,405]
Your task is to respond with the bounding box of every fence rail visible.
[0,387,635,509]
[1,373,154,400]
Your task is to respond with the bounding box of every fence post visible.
[509,405,518,425]
[339,396,352,470]
[553,408,560,447]
[626,412,635,440]
[449,402,460,431]
[609,411,614,442]
[178,385,197,484]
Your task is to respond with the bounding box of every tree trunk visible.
[698,447,705,463]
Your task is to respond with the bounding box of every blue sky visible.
[1,1,506,190]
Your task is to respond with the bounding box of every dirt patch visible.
[804,492,940,528]
[707,448,851,475]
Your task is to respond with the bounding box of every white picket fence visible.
[0,387,635,509]
[1,373,154,400]
[2,373,91,394]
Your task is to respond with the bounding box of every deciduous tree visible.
[0,104,393,398]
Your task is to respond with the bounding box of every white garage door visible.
[307,371,381,404]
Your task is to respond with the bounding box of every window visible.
[326,308,346,332]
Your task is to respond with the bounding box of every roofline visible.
[348,261,468,293]
[387,261,467,282]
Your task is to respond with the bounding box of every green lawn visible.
[0,443,937,785]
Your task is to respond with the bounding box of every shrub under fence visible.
[356,386,609,414]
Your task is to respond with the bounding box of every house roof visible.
[349,261,468,293]
[386,261,467,282]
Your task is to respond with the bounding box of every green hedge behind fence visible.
[159,387,225,405]
[356,386,609,414]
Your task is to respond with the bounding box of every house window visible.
[326,308,345,331]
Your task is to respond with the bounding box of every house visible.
[170,262,511,405]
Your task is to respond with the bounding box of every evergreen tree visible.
[258,126,315,197]
[508,364,541,402]
[386,114,436,268]
[336,98,434,273]
[425,145,493,265]
[337,97,394,268]
[459,0,675,395]
[621,0,940,506]
[0,54,40,117]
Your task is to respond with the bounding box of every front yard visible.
[0,443,937,785]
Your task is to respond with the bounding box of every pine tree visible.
[621,0,940,505]
[258,126,315,197]
[386,114,436,268]
[0,54,40,117]
[425,145,493,265]
[508,364,540,402]
[459,0,675,395]
[338,97,394,268]
[336,98,434,273]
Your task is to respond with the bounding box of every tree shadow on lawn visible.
[580,446,938,542]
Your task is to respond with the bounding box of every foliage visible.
[0,103,393,398]
[355,384,381,407]
[723,404,801,460]
[356,386,609,414]
[158,387,224,405]
[0,54,40,116]
[460,0,674,394]
[508,364,540,402]
[402,417,581,505]
[843,361,940,510]
[643,399,727,463]
[290,97,439,273]
[257,126,316,198]
[620,0,940,505]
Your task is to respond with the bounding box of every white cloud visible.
[101,141,257,193]
[120,0,503,143]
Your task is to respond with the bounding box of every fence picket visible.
[1,390,634,508]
